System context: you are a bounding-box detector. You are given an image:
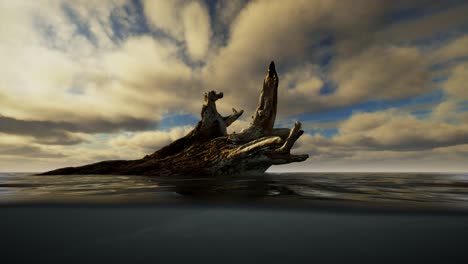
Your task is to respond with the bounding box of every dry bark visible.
[40,61,308,177]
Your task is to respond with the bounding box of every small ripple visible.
[1,172,468,207]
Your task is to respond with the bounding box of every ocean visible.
[1,172,468,263]
[1,172,468,207]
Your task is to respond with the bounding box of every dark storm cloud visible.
[0,144,66,158]
[0,115,158,145]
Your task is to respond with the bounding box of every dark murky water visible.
[1,172,468,209]
[3,172,468,263]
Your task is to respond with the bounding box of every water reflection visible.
[1,172,468,207]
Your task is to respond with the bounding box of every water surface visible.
[3,172,468,263]
[1,172,468,210]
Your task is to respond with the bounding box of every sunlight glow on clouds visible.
[0,0,467,172]
[110,126,193,154]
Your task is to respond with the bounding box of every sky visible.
[0,0,467,172]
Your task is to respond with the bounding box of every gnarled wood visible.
[40,61,308,177]
[252,61,278,131]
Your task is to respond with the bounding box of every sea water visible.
[2,172,468,263]
[1,172,468,207]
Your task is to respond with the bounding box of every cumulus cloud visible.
[200,0,461,117]
[444,62,468,99]
[291,108,468,170]
[334,110,468,151]
[103,35,193,92]
[433,35,468,62]
[330,45,433,104]
[110,126,193,153]
[227,118,251,134]
[431,101,458,121]
[181,1,212,61]
[276,109,468,172]
[376,2,468,45]
[339,114,468,151]
[0,3,197,124]
[0,2,133,119]
[213,0,247,34]
[143,0,212,61]
[282,64,323,96]
[142,0,185,40]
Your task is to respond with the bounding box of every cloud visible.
[299,109,468,154]
[0,115,157,145]
[0,145,66,159]
[431,101,458,121]
[339,112,390,134]
[0,134,66,159]
[227,118,251,134]
[330,45,433,103]
[0,9,196,124]
[376,2,468,45]
[213,0,247,34]
[344,117,468,151]
[2,0,464,122]
[142,0,184,40]
[275,111,468,172]
[444,62,468,99]
[282,64,324,96]
[103,35,193,91]
[433,35,468,62]
[200,0,451,117]
[110,126,193,153]
[143,0,212,61]
[181,1,212,61]
[0,116,87,145]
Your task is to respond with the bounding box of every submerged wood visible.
[40,61,308,176]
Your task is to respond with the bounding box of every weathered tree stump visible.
[40,61,309,177]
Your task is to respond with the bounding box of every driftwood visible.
[40,61,308,176]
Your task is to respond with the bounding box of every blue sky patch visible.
[110,0,150,41]
[159,114,199,130]
[61,3,97,45]
[319,81,337,95]
[305,128,339,138]
[292,89,445,126]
